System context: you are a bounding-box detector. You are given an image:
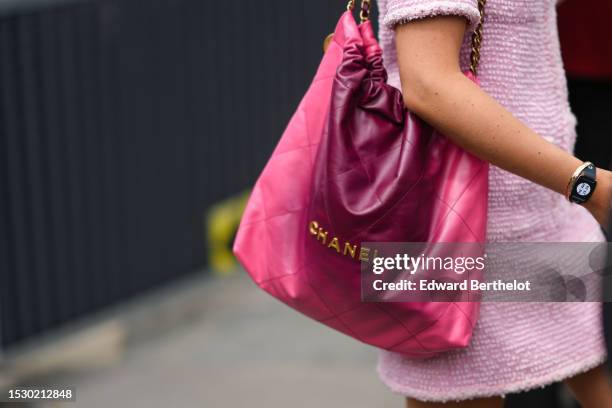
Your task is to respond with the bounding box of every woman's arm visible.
[394,16,612,225]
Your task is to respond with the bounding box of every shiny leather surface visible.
[234,11,488,358]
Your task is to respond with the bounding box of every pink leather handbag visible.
[234,0,488,358]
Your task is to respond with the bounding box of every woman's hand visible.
[585,168,612,228]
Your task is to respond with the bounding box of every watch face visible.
[576,182,591,196]
[572,176,596,202]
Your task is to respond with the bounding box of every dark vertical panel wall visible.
[0,1,376,348]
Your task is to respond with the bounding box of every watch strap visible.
[566,161,596,203]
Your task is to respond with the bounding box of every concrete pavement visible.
[35,271,401,408]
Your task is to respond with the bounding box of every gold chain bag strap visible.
[328,0,487,77]
[470,0,487,75]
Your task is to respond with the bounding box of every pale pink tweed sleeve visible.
[382,0,480,32]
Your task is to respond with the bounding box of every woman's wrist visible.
[584,168,612,227]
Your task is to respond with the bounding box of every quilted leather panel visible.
[234,11,488,358]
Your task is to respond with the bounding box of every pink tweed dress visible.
[376,0,607,402]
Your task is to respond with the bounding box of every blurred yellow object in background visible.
[205,191,250,275]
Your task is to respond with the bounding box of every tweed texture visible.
[376,0,607,401]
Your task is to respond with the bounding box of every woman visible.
[375,0,612,407]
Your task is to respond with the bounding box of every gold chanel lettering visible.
[359,247,370,262]
[343,242,357,258]
[317,228,328,245]
[307,220,374,263]
[309,220,319,236]
[328,237,341,253]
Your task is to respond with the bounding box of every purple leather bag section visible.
[234,11,488,358]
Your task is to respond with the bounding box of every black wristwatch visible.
[567,162,597,204]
